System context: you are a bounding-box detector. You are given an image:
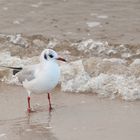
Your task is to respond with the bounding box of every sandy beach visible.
[0,84,140,140]
[0,0,140,44]
[0,0,140,140]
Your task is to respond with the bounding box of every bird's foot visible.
[27,108,31,113]
[49,106,54,112]
[27,108,35,113]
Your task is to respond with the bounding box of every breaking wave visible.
[0,34,140,101]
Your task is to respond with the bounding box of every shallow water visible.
[0,84,140,140]
[0,0,140,139]
[0,0,140,44]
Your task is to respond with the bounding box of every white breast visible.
[23,61,60,94]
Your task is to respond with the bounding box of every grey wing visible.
[16,64,38,83]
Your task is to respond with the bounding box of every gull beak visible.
[56,57,67,62]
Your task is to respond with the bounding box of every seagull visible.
[1,49,66,112]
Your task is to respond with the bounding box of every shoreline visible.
[0,84,140,140]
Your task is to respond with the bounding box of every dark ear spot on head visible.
[44,54,47,60]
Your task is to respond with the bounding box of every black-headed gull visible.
[1,49,66,112]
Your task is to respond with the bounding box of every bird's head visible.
[40,49,66,63]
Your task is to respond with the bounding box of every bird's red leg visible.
[27,91,31,113]
[27,96,31,113]
[48,93,52,111]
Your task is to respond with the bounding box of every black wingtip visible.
[13,69,22,75]
[0,65,23,75]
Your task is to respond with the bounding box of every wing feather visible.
[16,64,39,83]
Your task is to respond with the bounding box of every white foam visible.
[86,22,101,28]
[0,51,33,67]
[97,15,108,19]
[31,2,43,8]
[60,59,140,101]
[0,133,6,137]
[103,58,127,64]
[25,129,32,132]
[61,60,90,92]
[3,7,8,11]
[71,39,107,55]
[130,59,140,66]
[7,34,28,47]
[13,20,20,25]
[47,39,59,49]
[0,51,38,85]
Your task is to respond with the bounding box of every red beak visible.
[57,57,67,62]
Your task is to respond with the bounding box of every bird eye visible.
[49,54,53,58]
[44,54,47,60]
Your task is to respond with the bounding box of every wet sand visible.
[0,84,140,140]
[0,0,140,139]
[0,0,140,44]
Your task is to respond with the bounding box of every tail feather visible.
[0,65,23,75]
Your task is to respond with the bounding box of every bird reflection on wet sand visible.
[0,104,57,140]
[17,112,57,140]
